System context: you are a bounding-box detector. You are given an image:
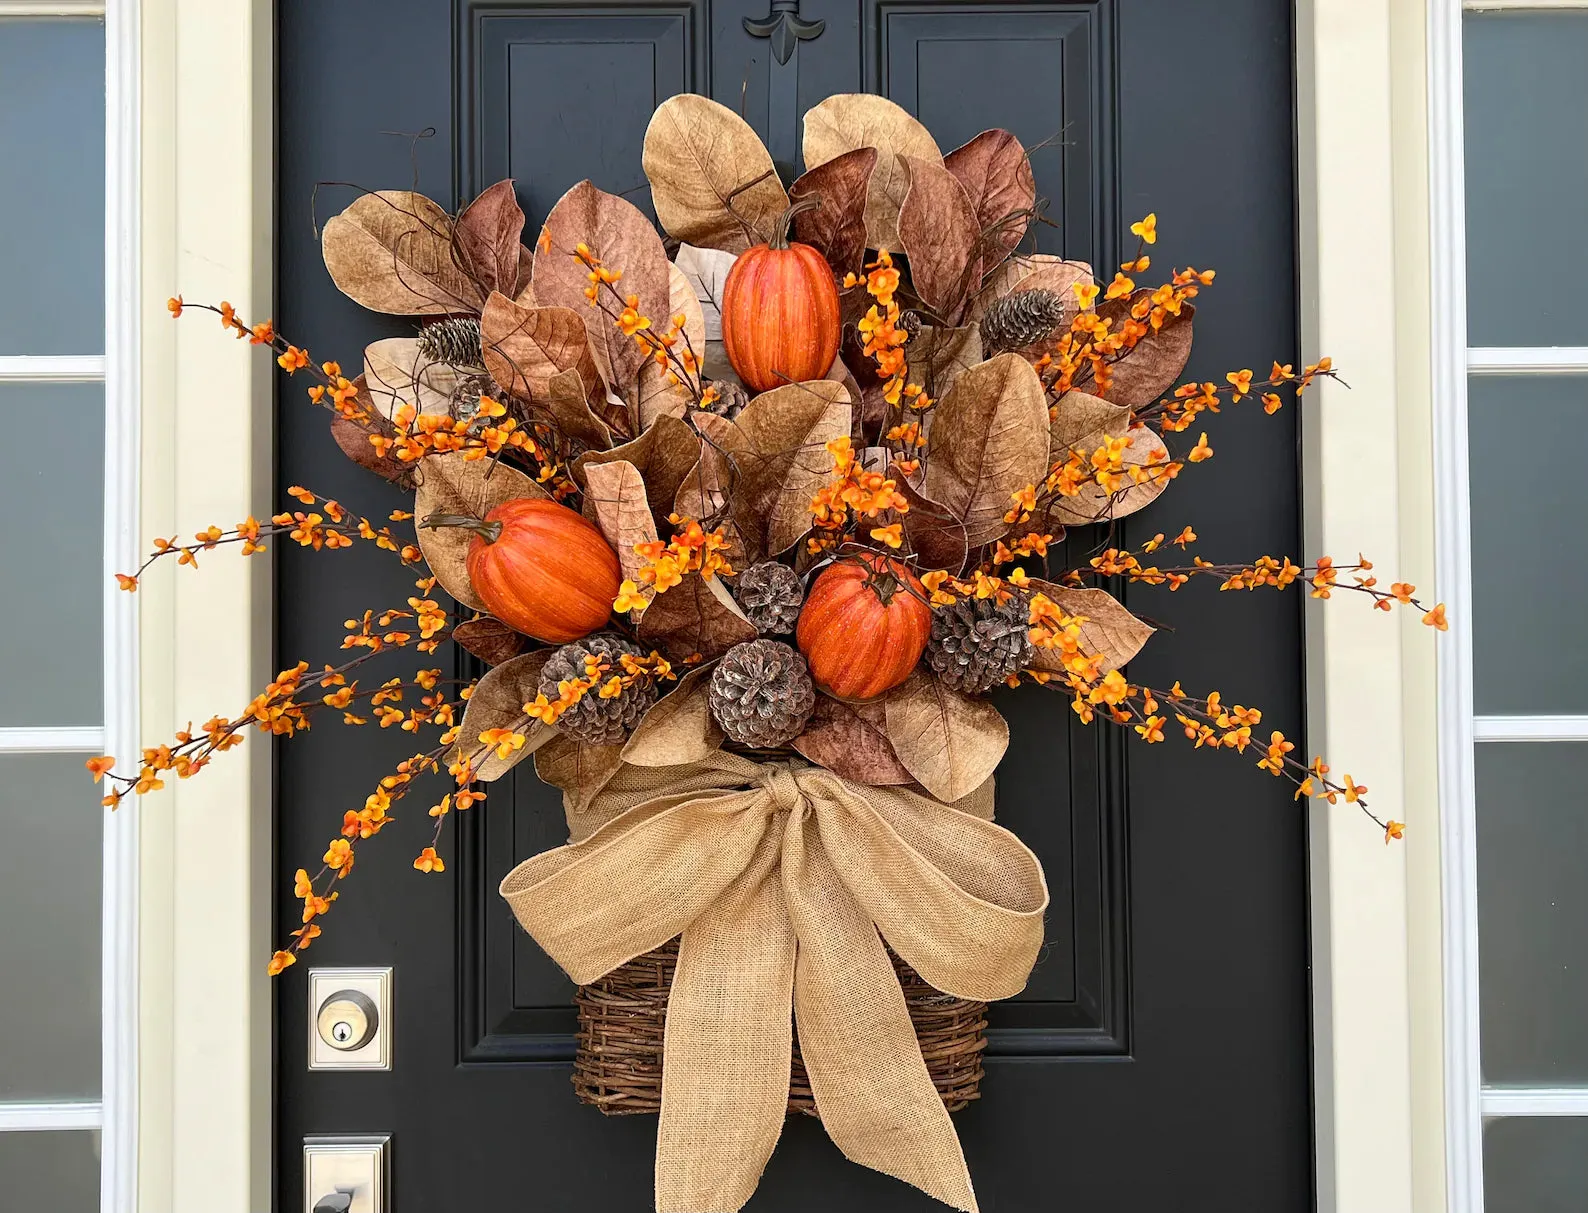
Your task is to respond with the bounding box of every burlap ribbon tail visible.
[500,751,1049,1213]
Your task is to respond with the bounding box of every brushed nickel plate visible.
[308,968,392,1070]
[304,1134,390,1213]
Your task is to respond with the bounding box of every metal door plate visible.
[304,1134,390,1213]
[308,967,392,1070]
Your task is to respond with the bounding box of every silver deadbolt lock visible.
[317,989,379,1051]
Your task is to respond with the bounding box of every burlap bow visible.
[500,750,1049,1213]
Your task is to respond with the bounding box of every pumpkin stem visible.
[770,197,821,250]
[419,512,503,544]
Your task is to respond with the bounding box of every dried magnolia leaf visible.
[802,94,942,253]
[898,155,981,321]
[636,572,756,663]
[453,179,527,299]
[451,616,531,667]
[950,774,996,821]
[479,291,601,402]
[621,664,723,766]
[534,734,627,822]
[582,459,659,591]
[943,129,1035,263]
[414,452,547,611]
[532,180,670,392]
[1088,294,1195,409]
[322,190,484,316]
[1050,389,1130,453]
[791,694,913,785]
[727,380,851,556]
[668,260,707,354]
[904,325,983,402]
[451,649,558,781]
[575,413,701,531]
[643,94,789,254]
[1024,580,1154,675]
[965,253,1087,323]
[364,337,465,422]
[883,670,1009,802]
[789,147,877,280]
[542,367,614,451]
[922,353,1049,547]
[674,243,737,342]
[674,415,753,568]
[1046,424,1171,527]
[636,361,694,431]
[895,467,971,574]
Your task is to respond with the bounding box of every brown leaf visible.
[413,452,547,611]
[636,572,757,663]
[451,616,531,667]
[883,670,1009,802]
[965,253,1090,324]
[1023,580,1154,675]
[674,244,737,343]
[895,466,971,574]
[541,367,613,451]
[668,260,707,353]
[532,180,670,392]
[1049,389,1130,453]
[364,338,467,421]
[479,291,600,402]
[451,650,558,781]
[789,147,877,280]
[453,180,527,299]
[321,190,484,316]
[922,353,1049,546]
[582,459,659,593]
[904,325,983,402]
[635,363,693,431]
[1086,294,1195,409]
[329,376,414,486]
[534,734,627,819]
[943,129,1035,263]
[950,775,996,821]
[723,380,851,556]
[643,94,789,254]
[802,94,942,253]
[897,155,981,321]
[674,414,753,568]
[621,664,723,766]
[1045,423,1171,526]
[791,694,913,785]
[574,414,702,532]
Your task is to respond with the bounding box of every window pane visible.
[0,382,103,727]
[0,19,104,355]
[0,753,101,1099]
[1464,12,1588,347]
[1485,1118,1588,1213]
[1478,742,1588,1084]
[1468,375,1588,715]
[0,1131,100,1213]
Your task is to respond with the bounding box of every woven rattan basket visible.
[572,936,989,1116]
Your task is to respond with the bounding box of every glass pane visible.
[1478,742,1588,1084]
[0,19,105,355]
[0,753,101,1099]
[1485,1118,1588,1213]
[1468,375,1588,716]
[1464,12,1588,346]
[0,1131,100,1213]
[0,382,103,727]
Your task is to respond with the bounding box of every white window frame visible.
[1430,2,1588,1210]
[0,1,140,1209]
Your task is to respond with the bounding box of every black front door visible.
[276,2,1311,1208]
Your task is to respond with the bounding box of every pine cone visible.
[700,379,750,420]
[708,639,816,749]
[980,289,1067,355]
[417,316,484,367]
[450,372,496,422]
[896,309,922,344]
[538,633,658,745]
[925,593,1034,694]
[733,562,804,634]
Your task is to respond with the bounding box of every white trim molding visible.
[0,1101,105,1132]
[1473,716,1588,742]
[1467,347,1588,375]
[0,355,107,382]
[0,2,106,15]
[1482,1089,1588,1116]
[0,726,104,751]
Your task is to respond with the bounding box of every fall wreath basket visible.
[96,90,1442,1213]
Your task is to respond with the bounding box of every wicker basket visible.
[572,937,988,1116]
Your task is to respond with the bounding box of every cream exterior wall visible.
[130,0,1449,1209]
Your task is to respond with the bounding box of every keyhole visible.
[332,1021,354,1043]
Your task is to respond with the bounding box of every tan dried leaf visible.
[674,244,737,342]
[635,361,694,431]
[1088,294,1195,409]
[582,459,659,593]
[636,572,757,663]
[1049,389,1130,452]
[574,413,702,531]
[329,376,414,487]
[364,338,464,422]
[725,380,851,556]
[1046,423,1171,526]
[451,650,558,781]
[479,291,600,402]
[802,94,942,253]
[453,179,527,299]
[534,734,627,822]
[965,253,1090,323]
[541,367,613,451]
[621,664,724,766]
[674,413,753,568]
[791,694,913,785]
[789,146,877,279]
[668,259,707,354]
[942,129,1035,263]
[1023,580,1154,675]
[897,155,981,321]
[451,616,531,667]
[643,94,788,254]
[895,466,970,574]
[321,190,484,316]
[413,452,547,611]
[950,774,996,821]
[904,325,983,402]
[922,353,1049,546]
[883,670,1009,802]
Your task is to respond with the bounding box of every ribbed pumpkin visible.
[796,554,931,701]
[721,201,841,393]
[460,498,620,643]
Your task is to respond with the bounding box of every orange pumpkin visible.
[721,201,841,393]
[458,498,620,643]
[796,554,931,701]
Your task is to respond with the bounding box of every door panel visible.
[277,2,1309,1209]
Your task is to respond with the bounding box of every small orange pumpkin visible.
[721,201,841,393]
[449,497,620,643]
[796,554,931,701]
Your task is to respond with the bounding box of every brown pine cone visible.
[700,379,750,420]
[538,633,658,745]
[708,639,816,749]
[924,593,1034,694]
[980,289,1067,355]
[417,316,484,367]
[733,562,804,635]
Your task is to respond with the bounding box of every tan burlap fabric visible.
[499,750,1049,1213]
